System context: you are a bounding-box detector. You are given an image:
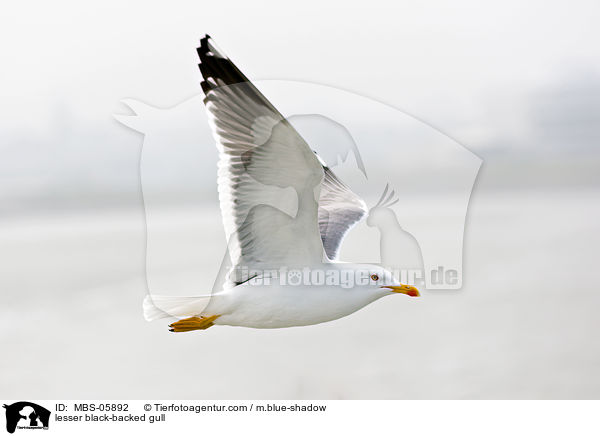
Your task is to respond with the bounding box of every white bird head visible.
[350,264,420,298]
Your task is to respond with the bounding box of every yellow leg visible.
[169,315,220,333]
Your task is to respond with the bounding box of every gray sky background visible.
[1,0,599,213]
[2,0,600,400]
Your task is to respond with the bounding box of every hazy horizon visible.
[2,0,599,399]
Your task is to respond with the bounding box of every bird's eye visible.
[370,274,379,281]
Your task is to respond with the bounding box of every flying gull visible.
[143,35,420,332]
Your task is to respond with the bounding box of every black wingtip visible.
[198,34,216,59]
[196,35,256,98]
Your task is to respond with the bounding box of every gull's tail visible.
[142,294,215,321]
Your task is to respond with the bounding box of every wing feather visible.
[198,35,368,279]
[318,166,368,260]
[198,36,324,284]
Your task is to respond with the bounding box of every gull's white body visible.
[143,263,400,328]
[204,265,391,328]
[207,282,383,328]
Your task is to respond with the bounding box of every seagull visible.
[143,35,419,332]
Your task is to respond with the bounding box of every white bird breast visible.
[205,276,387,329]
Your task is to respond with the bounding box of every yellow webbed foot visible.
[168,315,220,333]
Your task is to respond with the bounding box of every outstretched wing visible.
[318,166,368,260]
[198,35,325,280]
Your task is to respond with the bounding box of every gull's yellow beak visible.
[381,284,420,297]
